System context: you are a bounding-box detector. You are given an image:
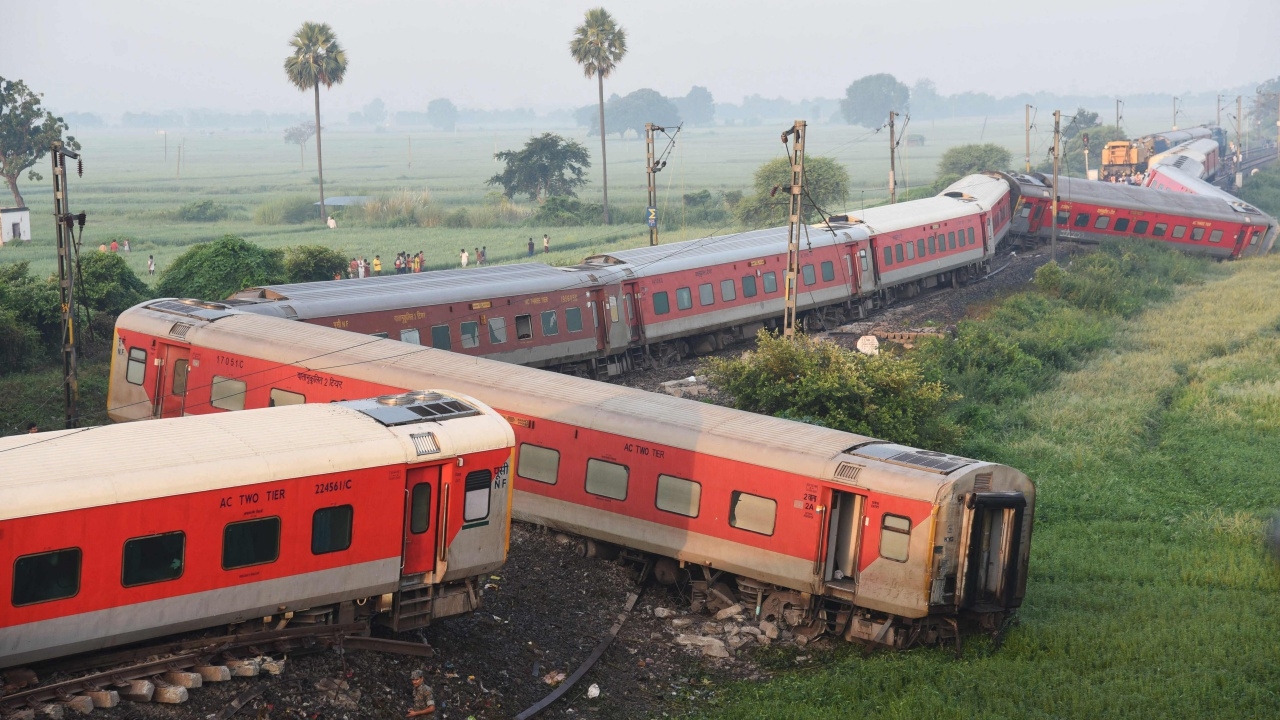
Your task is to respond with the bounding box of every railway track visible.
[1,623,433,719]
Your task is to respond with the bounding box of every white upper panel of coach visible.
[828,174,1009,234]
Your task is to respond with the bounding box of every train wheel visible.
[653,557,681,585]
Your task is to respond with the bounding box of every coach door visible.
[402,465,442,577]
[846,236,873,295]
[600,285,631,353]
[623,281,644,344]
[958,492,1026,611]
[153,343,191,418]
[822,491,864,593]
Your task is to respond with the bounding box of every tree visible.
[427,98,458,132]
[1038,124,1128,177]
[283,122,315,169]
[736,156,849,226]
[570,7,627,224]
[584,89,680,138]
[910,79,944,120]
[675,86,714,126]
[0,77,80,207]
[77,252,150,316]
[362,98,386,126]
[1064,107,1100,141]
[1252,77,1280,143]
[840,73,909,128]
[938,143,1012,177]
[156,235,286,300]
[284,22,348,222]
[487,133,591,202]
[284,244,347,283]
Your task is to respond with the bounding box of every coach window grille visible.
[1172,225,1186,239]
[720,279,736,302]
[312,506,353,554]
[1114,218,1131,233]
[460,321,480,348]
[741,275,758,298]
[489,317,507,344]
[123,532,185,587]
[586,458,628,500]
[410,484,432,533]
[652,291,670,315]
[13,548,81,606]
[1095,216,1111,230]
[1073,213,1090,228]
[676,287,693,310]
[541,310,559,336]
[517,443,559,484]
[400,328,420,345]
[1209,229,1224,243]
[269,388,305,407]
[883,246,893,266]
[464,470,493,522]
[566,307,584,332]
[222,517,280,570]
[210,375,247,411]
[1134,220,1149,235]
[126,348,147,385]
[880,514,911,562]
[729,491,776,536]
[515,314,533,340]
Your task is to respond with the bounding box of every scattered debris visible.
[542,671,567,687]
[587,683,601,699]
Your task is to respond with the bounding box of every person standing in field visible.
[373,255,382,276]
[414,252,422,273]
[473,247,481,266]
[327,216,337,230]
[527,238,534,257]
[480,246,487,265]
[123,239,130,253]
[349,258,358,279]
[110,239,118,253]
[357,257,366,278]
[543,234,550,253]
[148,255,155,276]
[460,248,469,268]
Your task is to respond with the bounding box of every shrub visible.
[254,196,320,225]
[0,262,61,352]
[175,200,229,222]
[532,196,601,226]
[77,252,151,316]
[284,245,348,283]
[443,208,471,228]
[359,190,431,228]
[155,235,286,300]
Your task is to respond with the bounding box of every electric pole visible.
[1217,94,1223,129]
[781,120,806,339]
[1051,110,1061,264]
[1172,96,1179,130]
[1025,104,1032,172]
[1237,95,1244,163]
[51,141,84,429]
[646,123,659,246]
[408,136,412,169]
[888,111,898,203]
[1116,98,1123,132]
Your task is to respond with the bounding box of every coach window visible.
[894,244,904,263]
[489,317,508,344]
[515,314,533,340]
[1056,210,1069,225]
[126,348,147,385]
[1095,216,1111,230]
[1191,227,1205,241]
[1251,230,1262,246]
[741,275,758,298]
[1019,205,1032,218]
[400,328,421,345]
[1114,218,1131,232]
[696,283,713,306]
[729,491,776,536]
[122,532,185,587]
[883,246,893,266]
[1152,223,1167,237]
[880,514,911,562]
[656,474,701,518]
[172,360,189,396]
[585,458,628,501]
[410,483,432,533]
[828,257,844,276]
[210,375,247,411]
[464,470,493,522]
[1134,220,1149,235]
[1209,229,1224,243]
[460,321,480,348]
[1073,213,1091,228]
[517,443,559,484]
[676,287,693,310]
[13,548,81,606]
[763,272,778,293]
[566,307,584,332]
[801,264,816,285]
[904,242,915,260]
[431,325,452,350]
[968,227,975,245]
[928,236,937,254]
[916,238,926,257]
[269,388,305,407]
[720,278,736,302]
[858,250,868,270]
[370,332,389,339]
[311,506,353,555]
[222,517,281,570]
[541,310,559,336]
[948,231,957,248]
[653,291,670,315]
[1172,225,1187,239]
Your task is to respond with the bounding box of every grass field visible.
[0,105,1206,284]
[697,253,1280,718]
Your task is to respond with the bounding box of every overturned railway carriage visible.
[225,174,1018,374]
[1011,173,1277,258]
[0,396,514,669]
[109,301,1035,646]
[1147,138,1221,182]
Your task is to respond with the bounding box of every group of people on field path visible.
[527,234,550,257]
[336,233,554,278]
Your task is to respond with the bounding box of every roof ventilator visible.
[411,432,440,456]
[169,322,193,339]
[833,462,863,483]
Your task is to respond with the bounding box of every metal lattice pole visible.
[782,120,806,339]
[51,142,80,429]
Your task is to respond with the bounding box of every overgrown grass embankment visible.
[699,246,1280,718]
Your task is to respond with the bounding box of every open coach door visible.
[958,489,1027,615]
[391,463,445,632]
[152,342,191,418]
[822,490,864,597]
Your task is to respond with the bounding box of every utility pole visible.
[646,123,659,246]
[1051,110,1061,264]
[408,136,412,169]
[1172,97,1179,130]
[1217,94,1223,129]
[1237,95,1244,162]
[1025,104,1032,172]
[51,141,83,429]
[1116,98,1123,131]
[781,120,806,339]
[888,111,898,204]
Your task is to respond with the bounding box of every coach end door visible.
[153,343,191,418]
[402,465,441,579]
[823,491,864,595]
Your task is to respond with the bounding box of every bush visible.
[358,190,431,228]
[284,245,348,283]
[443,208,471,228]
[175,200,229,222]
[938,144,1011,177]
[532,196,601,226]
[254,196,321,225]
[708,330,958,448]
[0,262,61,352]
[78,252,151,316]
[0,307,43,375]
[155,235,286,300]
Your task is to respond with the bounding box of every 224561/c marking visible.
[315,479,353,494]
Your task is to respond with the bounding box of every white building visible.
[1,207,31,245]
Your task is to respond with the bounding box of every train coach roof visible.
[826,174,1009,234]
[0,401,509,521]
[228,262,612,319]
[1016,174,1272,223]
[131,305,982,502]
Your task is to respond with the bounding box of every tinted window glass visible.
[698,283,714,306]
[894,244,904,263]
[916,238,926,257]
[1074,213,1091,227]
[123,533,184,587]
[1191,227,1205,241]
[399,328,421,345]
[269,388,304,407]
[948,231,956,248]
[515,314,533,340]
[126,348,147,385]
[460,321,480,348]
[720,279,736,302]
[802,264,816,285]
[585,458,628,500]
[211,376,246,411]
[1056,211,1069,225]
[880,514,911,561]
[883,246,893,266]
[1209,229,1223,243]
[763,272,778,293]
[541,310,559,336]
[430,325,451,350]
[312,506,353,554]
[566,307,583,332]
[1114,218,1130,232]
[653,291,670,315]
[676,287,693,310]
[410,483,432,533]
[222,517,280,569]
[517,443,559,484]
[1134,220,1149,235]
[656,475,701,518]
[172,360,188,395]
[904,242,915,260]
[1152,223,1167,237]
[464,470,492,522]
[1095,216,1111,229]
[489,317,507,344]
[13,548,81,605]
[1172,225,1186,238]
[741,275,758,298]
[928,236,936,254]
[968,228,975,244]
[729,492,776,535]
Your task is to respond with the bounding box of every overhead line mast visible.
[781,120,806,339]
[51,141,85,429]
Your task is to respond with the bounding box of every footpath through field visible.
[706,254,1280,718]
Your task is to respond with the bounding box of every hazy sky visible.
[6,0,1278,116]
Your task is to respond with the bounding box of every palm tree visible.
[569,8,627,224]
[284,22,347,222]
